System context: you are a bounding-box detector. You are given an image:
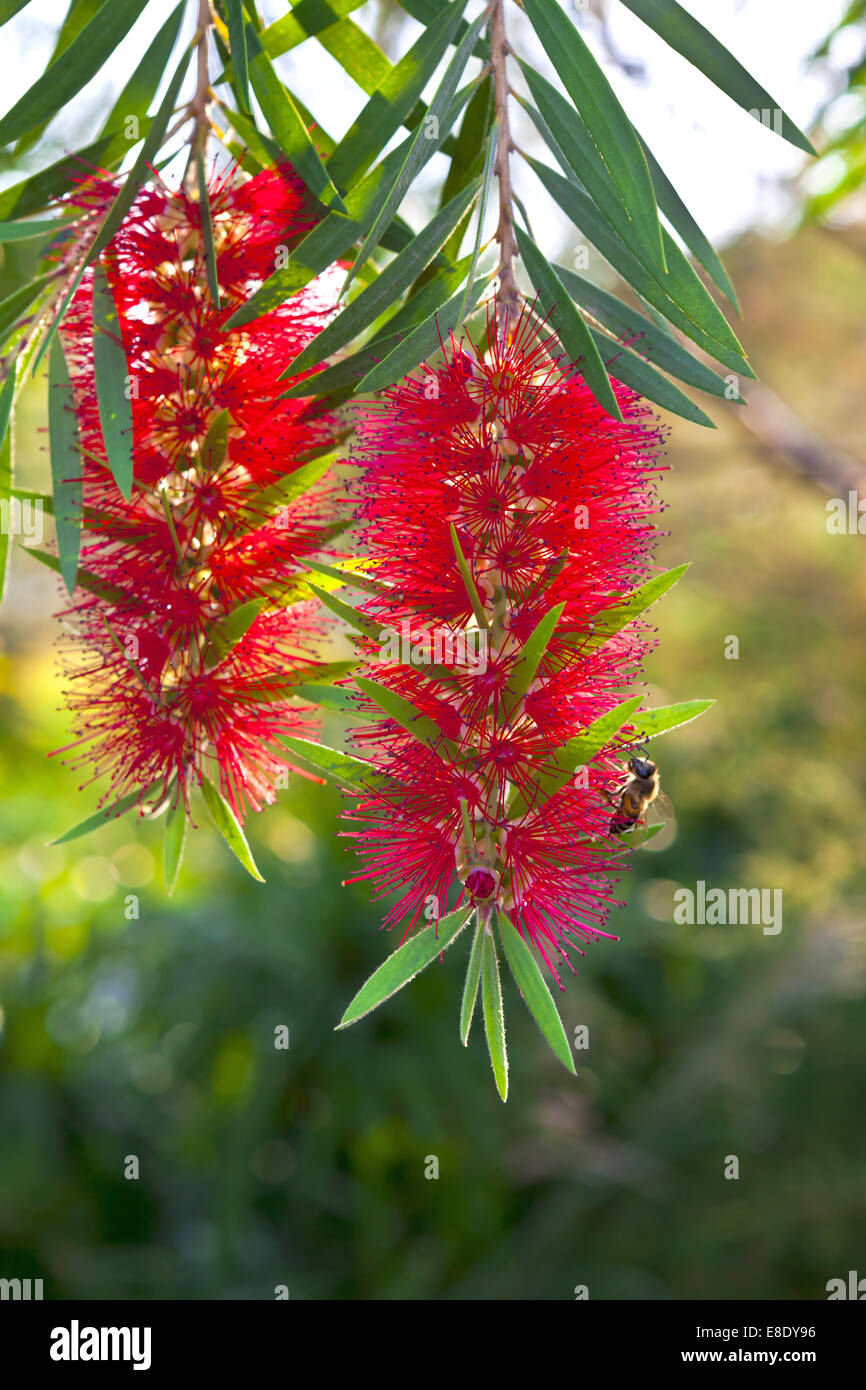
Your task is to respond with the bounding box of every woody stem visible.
[189,0,212,156]
[490,0,520,342]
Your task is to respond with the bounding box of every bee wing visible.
[651,790,675,822]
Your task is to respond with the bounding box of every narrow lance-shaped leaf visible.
[527,158,754,377]
[618,0,816,156]
[225,0,251,112]
[634,699,715,741]
[0,0,150,147]
[92,260,134,499]
[518,64,666,279]
[498,912,576,1075]
[163,799,187,896]
[343,9,487,294]
[245,25,346,212]
[634,126,739,310]
[450,523,490,630]
[354,676,452,754]
[202,598,267,668]
[354,275,487,396]
[279,735,393,792]
[327,0,469,191]
[0,362,16,604]
[200,774,265,882]
[581,563,689,652]
[196,149,220,307]
[50,781,163,846]
[31,48,191,376]
[556,266,738,403]
[501,602,564,722]
[481,927,508,1102]
[99,1,185,139]
[516,227,623,421]
[523,0,665,270]
[507,693,643,820]
[48,335,83,595]
[282,179,481,377]
[460,917,484,1045]
[337,904,474,1029]
[588,326,715,429]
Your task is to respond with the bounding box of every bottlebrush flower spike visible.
[48,163,350,882]
[303,312,712,1098]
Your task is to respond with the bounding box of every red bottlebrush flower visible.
[342,313,667,982]
[54,163,345,828]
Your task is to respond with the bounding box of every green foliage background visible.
[1,225,865,1300]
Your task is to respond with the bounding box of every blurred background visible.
[1,0,865,1300]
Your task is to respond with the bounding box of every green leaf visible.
[0,2,32,26]
[0,365,15,605]
[618,0,816,156]
[283,179,481,376]
[450,523,490,631]
[300,557,388,597]
[196,150,220,307]
[344,10,486,292]
[508,694,644,821]
[163,799,187,895]
[31,49,190,378]
[634,699,715,741]
[238,0,367,64]
[0,271,55,345]
[328,0,469,191]
[92,260,134,499]
[279,735,393,792]
[291,684,360,718]
[481,927,508,1102]
[589,327,716,428]
[583,564,690,651]
[0,127,150,222]
[0,0,150,146]
[634,126,739,309]
[527,158,753,376]
[353,275,487,395]
[354,676,448,752]
[516,227,622,420]
[338,904,473,1028]
[202,598,266,668]
[224,140,415,329]
[246,25,346,212]
[316,17,391,95]
[200,774,265,882]
[23,546,126,602]
[459,918,484,1045]
[0,218,64,241]
[307,584,383,643]
[523,0,664,270]
[48,336,82,596]
[225,0,251,112]
[281,256,475,398]
[50,781,161,845]
[502,603,565,722]
[518,63,666,277]
[498,911,575,1075]
[99,1,185,139]
[555,266,738,403]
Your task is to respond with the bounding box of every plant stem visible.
[489,0,520,341]
[189,0,213,157]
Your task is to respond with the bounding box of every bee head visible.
[629,755,656,780]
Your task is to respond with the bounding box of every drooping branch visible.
[189,0,213,155]
[490,0,520,340]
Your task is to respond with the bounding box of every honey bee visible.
[609,754,674,841]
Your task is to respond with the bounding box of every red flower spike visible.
[54,163,344,826]
[343,313,667,982]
